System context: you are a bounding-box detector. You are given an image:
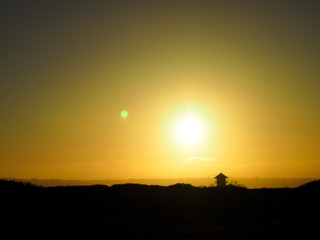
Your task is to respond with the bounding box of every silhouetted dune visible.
[1,179,319,239]
[298,179,320,189]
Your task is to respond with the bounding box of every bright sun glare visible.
[175,116,203,144]
[164,103,215,157]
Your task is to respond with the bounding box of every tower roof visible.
[215,173,228,179]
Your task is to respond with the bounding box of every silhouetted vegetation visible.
[1,179,319,239]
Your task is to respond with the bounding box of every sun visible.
[175,116,203,144]
[162,103,216,156]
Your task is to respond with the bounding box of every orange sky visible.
[1,1,319,179]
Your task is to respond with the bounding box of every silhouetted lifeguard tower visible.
[215,173,228,187]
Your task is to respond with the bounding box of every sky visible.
[1,0,320,180]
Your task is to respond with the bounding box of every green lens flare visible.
[121,110,128,118]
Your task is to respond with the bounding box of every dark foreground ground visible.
[1,180,320,239]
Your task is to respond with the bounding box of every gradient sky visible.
[1,0,320,180]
